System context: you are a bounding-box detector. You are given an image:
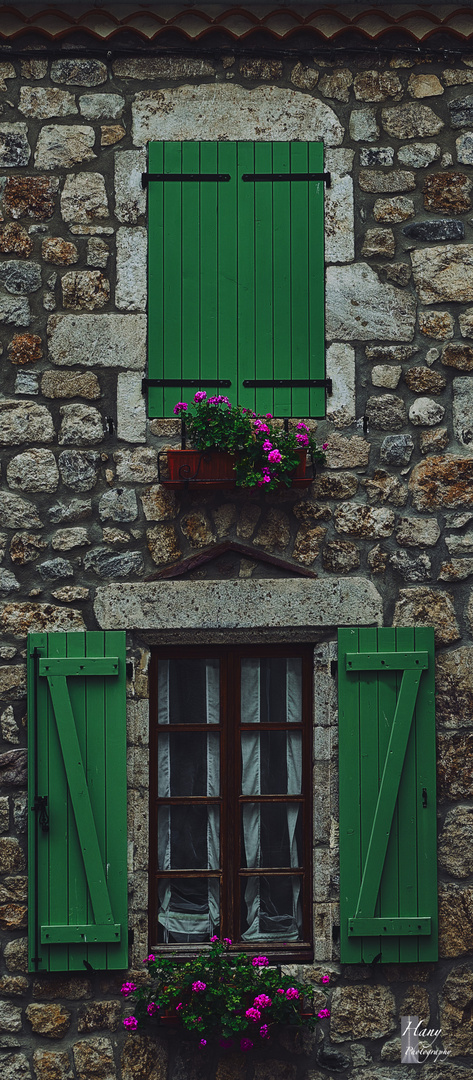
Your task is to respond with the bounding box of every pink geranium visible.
[120,982,137,997]
[286,987,299,1000]
[123,1016,138,1030]
[268,448,282,464]
[252,956,269,967]
[245,1007,261,1022]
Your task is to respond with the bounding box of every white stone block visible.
[117,371,146,444]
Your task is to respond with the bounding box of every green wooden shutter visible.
[147,141,325,419]
[338,627,437,964]
[27,631,128,972]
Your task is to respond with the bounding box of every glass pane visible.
[241,804,302,868]
[241,730,302,795]
[158,658,220,724]
[240,875,303,941]
[158,731,220,797]
[241,657,302,724]
[157,877,219,943]
[158,805,220,870]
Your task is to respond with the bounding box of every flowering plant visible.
[173,392,327,491]
[122,938,330,1051]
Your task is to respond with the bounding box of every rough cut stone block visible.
[326,264,416,342]
[395,517,440,547]
[35,125,96,169]
[0,603,85,636]
[0,223,33,256]
[83,549,144,579]
[456,131,473,164]
[373,196,414,222]
[61,271,109,311]
[409,397,445,426]
[424,172,471,214]
[409,456,473,509]
[0,125,31,168]
[41,370,100,399]
[48,314,146,369]
[334,503,395,538]
[319,68,352,102]
[365,394,407,431]
[393,586,460,645]
[51,59,107,86]
[94,578,383,632]
[331,986,396,1042]
[411,244,473,303]
[354,70,402,101]
[419,311,454,339]
[408,73,443,98]
[439,808,473,878]
[79,94,124,119]
[371,365,401,389]
[442,342,473,370]
[4,175,59,221]
[453,377,473,448]
[349,108,378,141]
[324,175,354,264]
[326,344,355,426]
[116,227,147,311]
[0,401,54,446]
[404,219,464,242]
[132,85,344,146]
[0,293,30,326]
[6,449,59,493]
[114,449,157,484]
[0,494,42,530]
[361,228,395,257]
[381,103,444,138]
[380,434,414,465]
[0,260,41,295]
[58,404,104,446]
[359,170,415,193]
[398,141,440,167]
[18,87,77,118]
[114,149,147,224]
[60,173,109,223]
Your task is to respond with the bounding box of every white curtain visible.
[157,659,220,942]
[240,657,303,941]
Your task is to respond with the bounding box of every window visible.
[149,645,313,960]
[146,141,326,419]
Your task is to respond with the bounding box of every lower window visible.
[149,645,313,960]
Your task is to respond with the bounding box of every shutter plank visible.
[103,630,128,969]
[308,141,325,418]
[358,627,380,963]
[66,632,88,971]
[254,143,274,416]
[237,142,256,413]
[163,142,183,417]
[217,141,238,404]
[396,627,418,963]
[182,142,201,399]
[84,630,107,970]
[377,627,400,963]
[200,141,219,396]
[148,141,164,418]
[272,142,292,418]
[48,632,69,972]
[338,627,362,963]
[290,142,310,419]
[415,626,437,961]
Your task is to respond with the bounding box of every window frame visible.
[148,643,314,963]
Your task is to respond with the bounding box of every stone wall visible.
[0,42,472,1080]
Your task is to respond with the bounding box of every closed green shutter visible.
[28,631,127,972]
[338,627,437,964]
[147,141,325,419]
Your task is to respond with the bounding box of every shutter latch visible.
[32,795,49,833]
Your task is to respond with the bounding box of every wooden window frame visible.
[149,644,313,963]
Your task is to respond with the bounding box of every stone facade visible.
[0,16,472,1080]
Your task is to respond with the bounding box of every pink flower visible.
[120,982,137,997]
[210,935,219,942]
[318,1008,331,1019]
[254,994,272,1009]
[192,981,206,992]
[194,391,207,403]
[259,1024,269,1039]
[321,975,330,985]
[246,1007,261,1022]
[176,1002,183,1012]
[223,937,232,946]
[276,988,285,995]
[265,414,273,419]
[268,449,282,464]
[123,1016,138,1030]
[296,432,309,446]
[322,442,328,451]
[143,954,155,964]
[252,956,269,967]
[200,1039,207,1047]
[262,440,273,452]
[240,1038,253,1051]
[147,1003,159,1016]
[254,420,269,434]
[296,422,309,431]
[173,401,188,414]
[286,987,299,1000]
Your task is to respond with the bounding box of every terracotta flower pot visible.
[161,449,237,490]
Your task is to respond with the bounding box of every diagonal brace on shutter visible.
[348,663,427,937]
[40,673,120,942]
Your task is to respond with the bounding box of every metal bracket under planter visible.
[158,448,316,490]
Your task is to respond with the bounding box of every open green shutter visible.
[28,631,127,972]
[338,627,437,964]
[147,140,325,418]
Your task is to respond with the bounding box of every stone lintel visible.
[94,577,382,633]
